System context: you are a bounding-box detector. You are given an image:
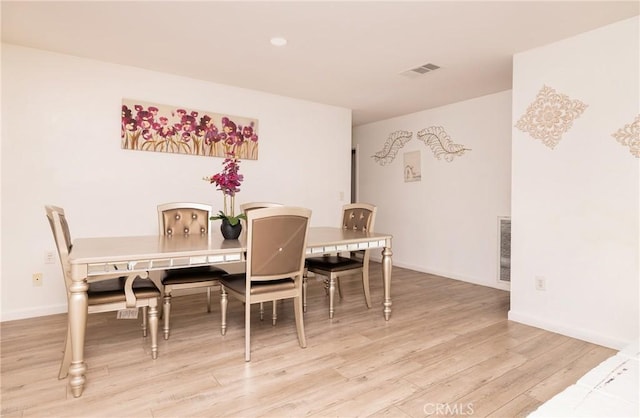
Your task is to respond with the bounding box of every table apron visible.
[305,238,389,255]
[84,252,245,277]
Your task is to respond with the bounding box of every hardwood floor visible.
[1,265,614,417]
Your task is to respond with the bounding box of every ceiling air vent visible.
[401,63,440,78]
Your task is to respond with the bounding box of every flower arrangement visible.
[204,152,246,226]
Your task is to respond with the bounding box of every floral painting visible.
[121,99,259,160]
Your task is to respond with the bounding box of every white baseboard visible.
[508,310,629,350]
[371,256,510,292]
[1,303,67,322]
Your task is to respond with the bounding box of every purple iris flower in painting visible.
[121,105,134,138]
[181,115,197,133]
[200,115,220,144]
[195,126,206,139]
[123,117,136,133]
[142,129,153,140]
[243,122,259,142]
[136,110,154,130]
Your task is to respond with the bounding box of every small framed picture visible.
[404,151,421,182]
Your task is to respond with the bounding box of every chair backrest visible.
[245,207,311,283]
[45,205,73,293]
[239,202,283,231]
[341,203,376,233]
[240,202,283,213]
[157,202,213,236]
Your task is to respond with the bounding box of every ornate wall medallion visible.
[611,115,640,158]
[515,85,588,149]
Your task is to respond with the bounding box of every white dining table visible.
[66,226,393,397]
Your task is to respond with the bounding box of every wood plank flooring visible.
[1,265,614,417]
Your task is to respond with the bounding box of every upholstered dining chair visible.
[304,202,377,318]
[157,202,228,340]
[239,201,284,325]
[220,206,311,361]
[45,205,160,380]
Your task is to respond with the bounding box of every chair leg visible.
[207,287,212,313]
[141,306,148,337]
[220,286,228,336]
[362,271,372,309]
[148,301,159,359]
[58,323,72,379]
[163,293,171,340]
[272,300,277,326]
[336,277,344,299]
[302,276,308,313]
[244,299,251,362]
[293,294,307,348]
[328,276,336,319]
[259,302,264,321]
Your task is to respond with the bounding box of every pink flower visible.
[209,153,243,197]
[205,153,245,219]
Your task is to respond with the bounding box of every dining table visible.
[66,226,393,397]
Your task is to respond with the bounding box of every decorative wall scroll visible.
[372,130,413,165]
[417,126,470,162]
[611,115,640,158]
[121,99,259,160]
[515,85,587,149]
[404,151,421,182]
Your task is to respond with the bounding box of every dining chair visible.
[304,202,377,318]
[219,206,311,361]
[239,201,284,325]
[157,202,228,340]
[45,205,160,380]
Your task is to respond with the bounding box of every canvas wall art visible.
[121,99,259,160]
[404,151,421,182]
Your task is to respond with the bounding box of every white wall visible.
[353,90,512,290]
[0,44,352,321]
[509,17,639,349]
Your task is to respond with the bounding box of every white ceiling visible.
[2,1,638,126]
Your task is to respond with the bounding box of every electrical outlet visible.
[535,276,546,291]
[45,250,56,264]
[32,273,43,287]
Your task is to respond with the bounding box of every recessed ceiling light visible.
[270,37,287,47]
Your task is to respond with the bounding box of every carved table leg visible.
[329,277,336,319]
[149,301,159,359]
[220,287,228,335]
[68,277,89,397]
[381,246,393,321]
